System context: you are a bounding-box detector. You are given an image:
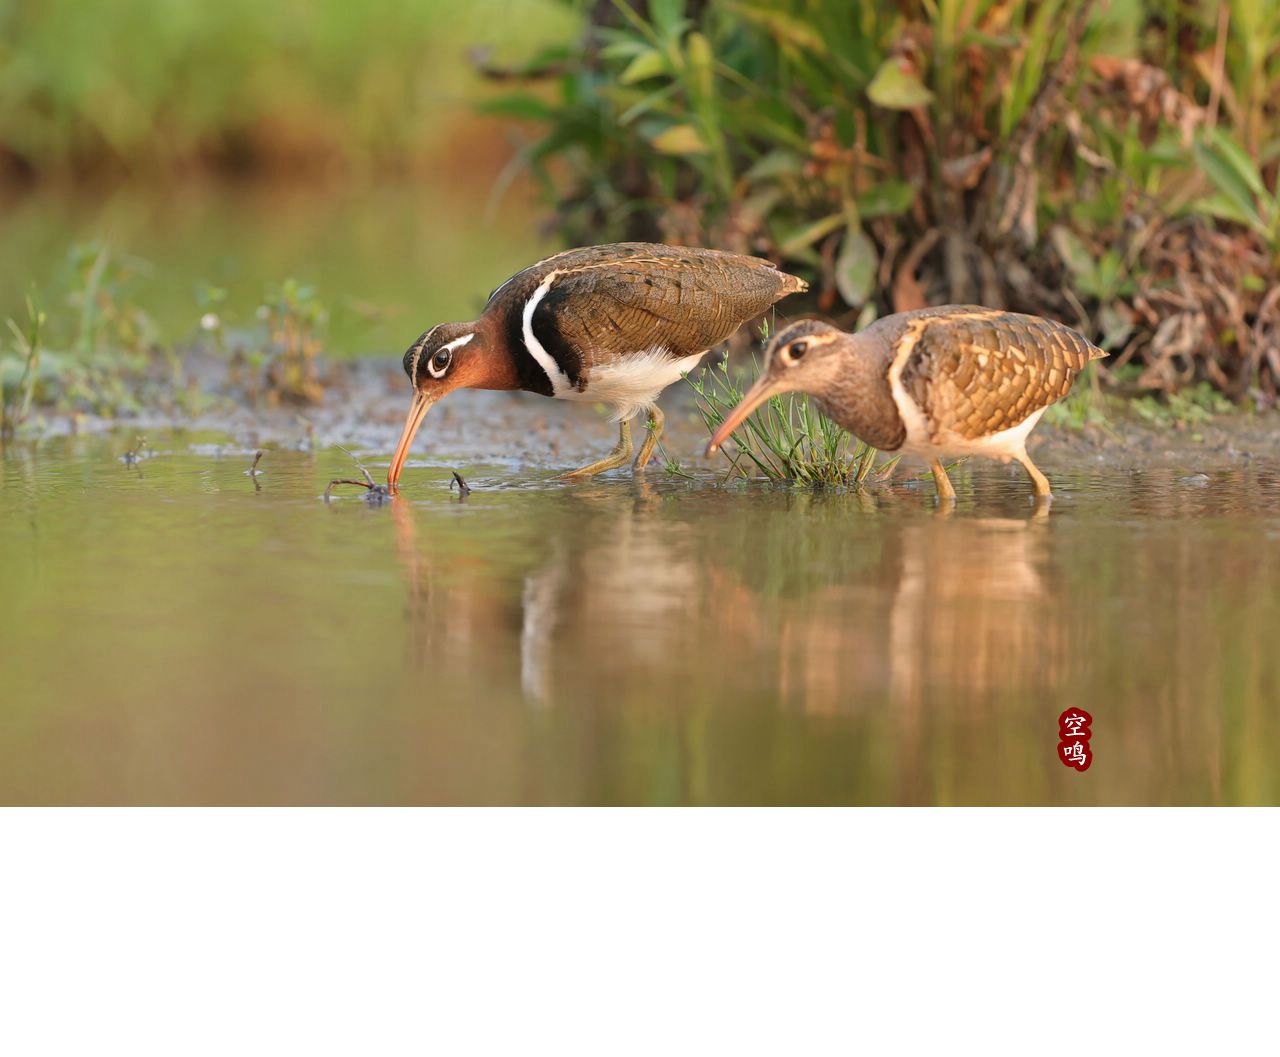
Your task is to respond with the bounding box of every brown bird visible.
[707,306,1105,500]
[388,242,806,489]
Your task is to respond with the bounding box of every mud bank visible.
[9,356,1280,484]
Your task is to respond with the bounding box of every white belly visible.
[897,406,1046,459]
[559,348,708,420]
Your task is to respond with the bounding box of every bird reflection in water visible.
[517,480,700,706]
[390,479,701,709]
[389,478,1071,767]
[392,491,520,686]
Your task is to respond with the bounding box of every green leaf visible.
[724,3,828,55]
[1205,128,1266,197]
[476,95,554,121]
[835,226,878,307]
[685,31,714,97]
[1049,226,1096,283]
[777,213,845,257]
[619,49,669,85]
[618,83,679,125]
[741,187,783,221]
[1097,302,1133,351]
[1193,135,1265,231]
[1190,194,1261,230]
[743,151,803,183]
[856,180,916,219]
[649,123,707,155]
[649,0,686,39]
[600,39,650,61]
[867,58,933,110]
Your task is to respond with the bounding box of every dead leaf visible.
[942,147,992,190]
[892,229,940,313]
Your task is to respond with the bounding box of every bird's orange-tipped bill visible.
[705,377,780,457]
[387,391,434,492]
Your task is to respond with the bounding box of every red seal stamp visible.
[1057,707,1093,772]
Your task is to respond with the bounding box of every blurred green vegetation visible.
[1,245,164,434]
[489,0,1280,402]
[5,0,1279,431]
[0,1,575,430]
[0,172,561,432]
[0,242,336,435]
[0,0,577,178]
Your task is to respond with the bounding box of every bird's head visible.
[705,319,848,456]
[388,320,511,491]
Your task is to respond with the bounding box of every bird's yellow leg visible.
[930,458,957,503]
[632,405,665,473]
[556,419,634,479]
[1014,449,1053,497]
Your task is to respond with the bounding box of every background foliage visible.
[0,0,574,179]
[487,0,1280,401]
[4,0,1280,416]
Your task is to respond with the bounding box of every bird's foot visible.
[556,420,634,480]
[555,454,632,480]
[930,458,957,504]
[631,406,665,473]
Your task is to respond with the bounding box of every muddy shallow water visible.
[3,382,1279,805]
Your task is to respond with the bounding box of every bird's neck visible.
[816,335,907,451]
[466,315,521,392]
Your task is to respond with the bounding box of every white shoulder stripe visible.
[887,322,931,448]
[521,270,572,396]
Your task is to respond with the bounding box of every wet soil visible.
[24,354,1280,484]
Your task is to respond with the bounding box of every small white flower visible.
[200,312,221,331]
[256,305,271,320]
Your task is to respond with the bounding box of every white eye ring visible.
[426,332,475,379]
[427,349,451,378]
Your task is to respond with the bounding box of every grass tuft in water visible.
[686,357,897,487]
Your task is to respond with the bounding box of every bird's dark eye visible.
[788,341,808,361]
[429,348,452,377]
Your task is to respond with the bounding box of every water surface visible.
[3,420,1277,804]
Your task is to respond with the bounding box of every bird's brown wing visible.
[537,246,805,371]
[897,308,1104,441]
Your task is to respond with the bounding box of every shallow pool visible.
[3,399,1277,804]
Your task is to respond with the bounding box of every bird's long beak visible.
[705,376,780,457]
[387,390,435,491]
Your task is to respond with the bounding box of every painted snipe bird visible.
[706,306,1105,500]
[388,242,806,489]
